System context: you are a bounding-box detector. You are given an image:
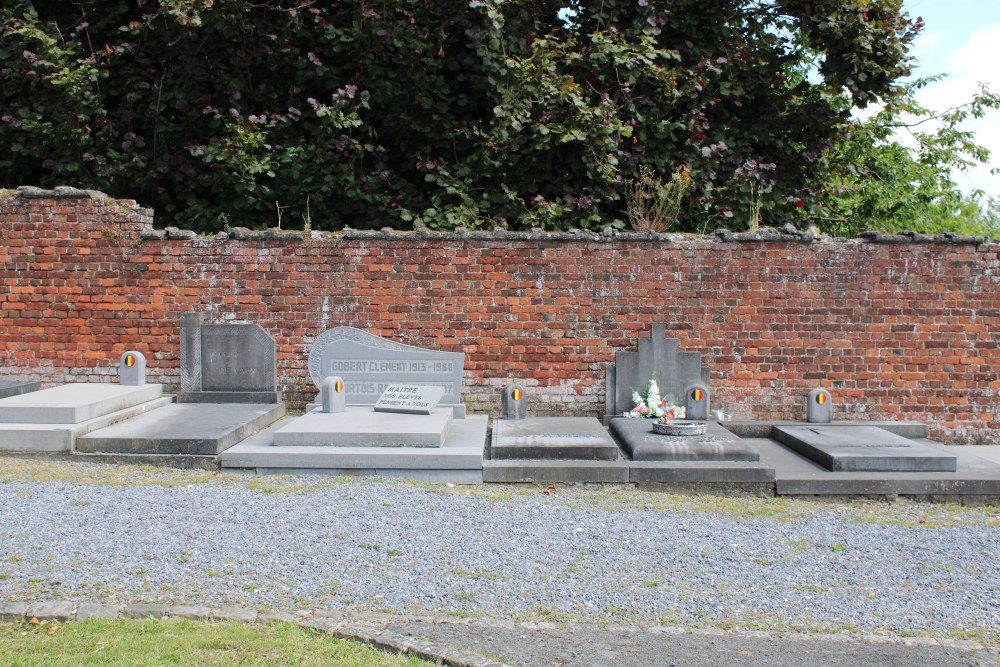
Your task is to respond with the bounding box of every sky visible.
[899,0,999,198]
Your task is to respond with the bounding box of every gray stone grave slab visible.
[76,403,286,456]
[491,417,620,461]
[178,315,279,404]
[272,407,453,448]
[610,417,761,462]
[308,327,465,417]
[772,425,958,472]
[373,384,445,415]
[605,325,710,421]
[0,380,40,399]
[0,383,163,424]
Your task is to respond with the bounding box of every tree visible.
[1,0,921,232]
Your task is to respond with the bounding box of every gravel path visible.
[0,469,997,641]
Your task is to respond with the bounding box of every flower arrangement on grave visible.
[623,376,686,419]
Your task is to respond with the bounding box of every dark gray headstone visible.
[178,314,279,404]
[0,380,40,399]
[180,313,203,394]
[500,384,527,420]
[321,376,346,413]
[685,383,710,421]
[807,388,833,423]
[119,351,146,386]
[308,327,465,417]
[605,325,710,420]
[373,384,445,415]
[773,425,958,472]
[610,417,760,462]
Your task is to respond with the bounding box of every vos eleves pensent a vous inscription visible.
[308,327,464,406]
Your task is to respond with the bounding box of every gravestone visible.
[178,313,279,404]
[500,384,527,420]
[0,380,40,399]
[374,384,445,415]
[321,376,346,413]
[610,418,760,462]
[807,388,833,423]
[308,327,466,417]
[685,384,710,421]
[120,351,146,386]
[773,425,958,472]
[605,324,710,422]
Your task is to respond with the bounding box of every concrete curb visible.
[0,599,991,664]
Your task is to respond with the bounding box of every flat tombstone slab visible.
[0,381,40,399]
[610,418,760,462]
[308,327,464,409]
[492,417,620,461]
[0,384,163,424]
[273,407,453,448]
[200,324,276,393]
[373,384,445,415]
[772,425,958,472]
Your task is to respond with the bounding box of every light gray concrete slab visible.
[491,417,621,461]
[0,380,40,399]
[772,425,957,472]
[753,438,1000,496]
[628,461,775,483]
[950,445,1000,464]
[0,383,163,424]
[611,418,761,462]
[0,396,174,453]
[272,407,452,448]
[76,403,286,455]
[221,415,487,480]
[483,460,630,483]
[723,420,928,440]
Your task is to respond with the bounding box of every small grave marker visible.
[685,383,710,421]
[500,384,527,420]
[321,376,346,413]
[120,351,146,386]
[807,388,833,423]
[373,384,445,415]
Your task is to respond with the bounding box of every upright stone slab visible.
[119,351,146,386]
[308,327,466,417]
[605,325,710,421]
[807,388,833,423]
[178,314,279,404]
[500,384,527,420]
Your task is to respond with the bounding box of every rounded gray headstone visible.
[120,351,146,386]
[684,383,710,421]
[807,388,833,423]
[500,384,527,420]
[321,376,346,413]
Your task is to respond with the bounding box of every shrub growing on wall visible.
[1,0,919,233]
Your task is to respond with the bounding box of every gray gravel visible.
[0,471,997,640]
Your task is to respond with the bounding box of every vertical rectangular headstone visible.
[200,324,277,393]
[180,313,203,394]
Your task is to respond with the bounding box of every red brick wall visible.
[2,187,998,444]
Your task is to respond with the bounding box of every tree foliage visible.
[0,0,932,232]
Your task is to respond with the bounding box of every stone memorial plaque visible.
[308,327,465,415]
[201,324,276,393]
[374,384,445,415]
[605,324,710,420]
[773,425,958,472]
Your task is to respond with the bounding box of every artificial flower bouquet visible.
[623,376,686,419]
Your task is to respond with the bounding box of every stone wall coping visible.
[8,186,993,247]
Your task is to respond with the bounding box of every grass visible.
[0,617,434,666]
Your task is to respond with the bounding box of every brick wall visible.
[2,187,998,444]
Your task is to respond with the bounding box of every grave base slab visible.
[610,418,761,462]
[491,417,621,461]
[221,415,487,483]
[76,403,286,456]
[0,383,163,424]
[483,460,630,483]
[772,425,957,472]
[0,381,40,400]
[272,407,452,448]
[178,391,280,404]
